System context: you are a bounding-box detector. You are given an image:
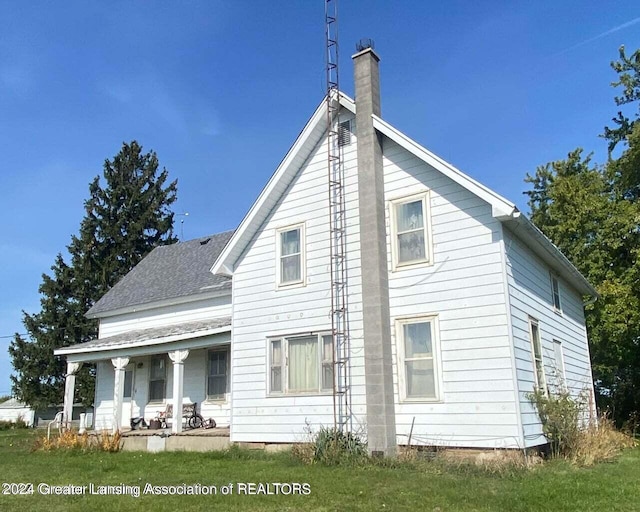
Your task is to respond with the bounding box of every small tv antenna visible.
[176,212,189,240]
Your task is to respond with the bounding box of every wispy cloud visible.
[100,78,220,137]
[555,17,640,56]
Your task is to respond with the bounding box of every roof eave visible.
[54,324,232,357]
[210,92,356,277]
[86,285,231,319]
[503,214,599,298]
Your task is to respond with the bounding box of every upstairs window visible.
[550,274,562,313]
[149,356,166,402]
[269,333,333,394]
[390,193,431,269]
[277,224,305,287]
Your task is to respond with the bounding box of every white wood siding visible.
[383,138,521,449]
[98,295,231,338]
[503,227,594,447]
[93,346,231,431]
[230,112,366,443]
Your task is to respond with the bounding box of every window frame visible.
[528,317,547,394]
[148,355,167,403]
[206,346,230,402]
[395,315,442,403]
[550,274,562,314]
[275,223,306,288]
[267,332,334,396]
[552,339,566,389]
[389,192,433,271]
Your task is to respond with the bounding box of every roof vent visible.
[356,38,375,52]
[338,120,351,146]
[200,238,211,245]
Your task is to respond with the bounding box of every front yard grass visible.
[0,429,638,511]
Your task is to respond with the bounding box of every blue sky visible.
[1,1,639,398]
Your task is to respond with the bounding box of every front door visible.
[122,365,135,427]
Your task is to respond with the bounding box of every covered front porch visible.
[55,317,232,436]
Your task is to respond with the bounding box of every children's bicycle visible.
[187,410,216,429]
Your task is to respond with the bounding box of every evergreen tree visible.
[9,141,177,410]
[603,46,640,153]
[525,48,640,426]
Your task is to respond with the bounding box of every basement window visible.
[396,316,441,401]
[268,333,333,395]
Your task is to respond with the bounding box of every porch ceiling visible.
[54,317,231,359]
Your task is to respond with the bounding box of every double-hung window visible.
[269,333,333,394]
[529,318,547,393]
[277,224,305,286]
[149,356,166,402]
[550,274,562,313]
[390,193,431,269]
[207,348,229,400]
[397,316,440,401]
[552,339,566,388]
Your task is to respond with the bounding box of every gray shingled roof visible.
[55,316,231,354]
[87,231,234,318]
[56,317,231,354]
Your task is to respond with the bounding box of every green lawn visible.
[0,429,638,511]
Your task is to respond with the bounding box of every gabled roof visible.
[88,231,234,319]
[210,91,596,298]
[211,93,356,276]
[0,398,30,409]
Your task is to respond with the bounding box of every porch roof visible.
[54,317,231,356]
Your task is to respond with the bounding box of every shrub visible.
[292,425,368,465]
[528,388,585,458]
[529,388,635,465]
[0,418,30,431]
[33,430,122,452]
[570,417,636,466]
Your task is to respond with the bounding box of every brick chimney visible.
[353,41,397,457]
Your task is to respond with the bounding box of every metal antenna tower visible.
[325,0,351,433]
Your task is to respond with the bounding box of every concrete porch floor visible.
[120,426,230,437]
[103,427,231,452]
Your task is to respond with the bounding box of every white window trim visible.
[395,315,442,403]
[205,346,230,403]
[267,332,333,396]
[389,191,433,271]
[275,223,306,289]
[552,339,567,390]
[528,317,547,394]
[550,274,562,315]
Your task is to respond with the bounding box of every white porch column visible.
[168,349,189,434]
[111,356,130,433]
[63,361,82,430]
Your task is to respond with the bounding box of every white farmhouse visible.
[56,46,597,454]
